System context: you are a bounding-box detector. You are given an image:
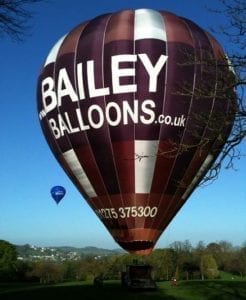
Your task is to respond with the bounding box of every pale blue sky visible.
[0,0,245,250]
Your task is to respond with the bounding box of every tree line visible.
[0,239,245,283]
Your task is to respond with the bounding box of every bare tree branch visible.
[0,0,44,41]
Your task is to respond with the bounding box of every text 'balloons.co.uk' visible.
[37,9,235,255]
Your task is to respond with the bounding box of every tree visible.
[30,261,63,284]
[226,245,246,278]
[200,254,219,280]
[237,246,246,278]
[203,0,246,183]
[147,249,175,281]
[182,261,200,280]
[206,241,234,271]
[0,0,43,41]
[62,260,78,281]
[0,240,18,281]
[159,0,245,187]
[169,240,200,280]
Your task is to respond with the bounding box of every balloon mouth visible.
[118,241,154,256]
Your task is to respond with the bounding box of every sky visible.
[0,0,245,251]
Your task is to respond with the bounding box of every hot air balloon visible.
[37,9,235,255]
[51,185,66,205]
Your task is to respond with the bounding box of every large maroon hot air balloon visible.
[37,9,235,255]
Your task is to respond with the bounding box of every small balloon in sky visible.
[50,186,66,205]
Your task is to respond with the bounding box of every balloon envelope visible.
[51,186,66,204]
[37,9,235,255]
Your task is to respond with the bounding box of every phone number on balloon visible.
[95,206,158,219]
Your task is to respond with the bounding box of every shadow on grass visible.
[0,281,177,300]
[1,280,245,300]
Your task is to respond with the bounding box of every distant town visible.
[16,244,124,261]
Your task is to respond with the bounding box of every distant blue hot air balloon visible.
[50,186,66,205]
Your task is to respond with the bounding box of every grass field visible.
[0,280,245,300]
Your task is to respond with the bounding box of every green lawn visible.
[0,280,245,300]
[159,280,246,300]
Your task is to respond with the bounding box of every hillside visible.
[16,244,125,261]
